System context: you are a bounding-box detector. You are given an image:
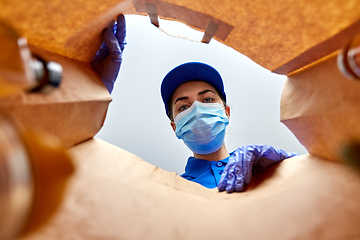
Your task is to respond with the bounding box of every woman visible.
[91,18,297,193]
[161,62,298,193]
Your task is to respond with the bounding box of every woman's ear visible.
[225,105,230,118]
[170,121,176,132]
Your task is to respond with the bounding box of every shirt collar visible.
[184,156,229,178]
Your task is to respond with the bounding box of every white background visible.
[96,15,308,175]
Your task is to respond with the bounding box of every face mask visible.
[174,101,229,154]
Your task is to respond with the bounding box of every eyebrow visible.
[173,89,216,105]
[198,89,216,96]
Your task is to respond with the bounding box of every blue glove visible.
[91,14,126,94]
[218,145,298,193]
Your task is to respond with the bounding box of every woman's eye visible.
[203,97,214,103]
[178,105,189,112]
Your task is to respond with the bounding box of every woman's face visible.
[170,81,229,127]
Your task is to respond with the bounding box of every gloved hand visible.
[91,14,126,94]
[218,145,298,193]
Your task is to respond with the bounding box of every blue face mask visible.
[174,101,229,155]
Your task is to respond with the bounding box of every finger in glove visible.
[115,14,126,51]
[244,148,256,184]
[217,167,228,192]
[103,20,122,62]
[234,164,245,192]
[225,166,236,193]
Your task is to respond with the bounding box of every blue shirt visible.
[180,156,230,189]
[180,145,298,189]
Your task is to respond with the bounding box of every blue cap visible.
[161,62,226,118]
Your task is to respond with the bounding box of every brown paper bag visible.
[21,139,360,240]
[0,1,358,238]
[0,46,111,148]
[125,0,360,74]
[0,0,133,63]
[281,51,360,162]
[0,0,359,74]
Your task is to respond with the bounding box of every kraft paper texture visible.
[21,139,360,240]
[1,1,360,238]
[0,0,133,63]
[126,0,360,74]
[0,46,111,148]
[0,0,359,74]
[281,51,360,162]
